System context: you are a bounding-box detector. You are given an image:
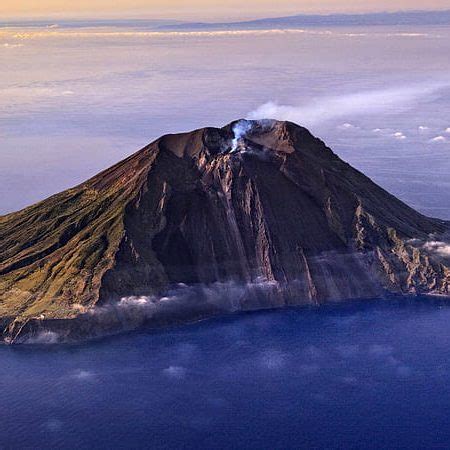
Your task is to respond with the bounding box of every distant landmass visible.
[1,120,449,344]
[1,10,449,31]
[159,10,450,31]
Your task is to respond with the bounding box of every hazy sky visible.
[2,0,450,20]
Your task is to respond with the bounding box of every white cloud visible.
[337,123,357,130]
[163,365,186,379]
[248,81,450,127]
[429,136,448,143]
[71,369,95,380]
[393,131,406,140]
[118,296,152,307]
[418,126,430,132]
[423,241,450,257]
[445,128,450,134]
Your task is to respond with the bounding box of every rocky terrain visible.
[1,120,449,343]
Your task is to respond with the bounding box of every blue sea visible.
[2,298,450,449]
[1,21,450,449]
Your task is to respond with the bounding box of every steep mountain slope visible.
[1,120,449,343]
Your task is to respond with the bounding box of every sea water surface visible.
[2,298,450,449]
[1,22,450,449]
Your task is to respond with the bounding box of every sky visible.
[2,0,450,20]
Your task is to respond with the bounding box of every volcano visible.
[1,120,449,343]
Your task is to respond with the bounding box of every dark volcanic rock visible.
[1,120,449,343]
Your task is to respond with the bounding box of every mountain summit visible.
[1,120,449,343]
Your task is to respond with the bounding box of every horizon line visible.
[2,8,450,24]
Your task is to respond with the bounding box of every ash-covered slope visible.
[1,120,449,343]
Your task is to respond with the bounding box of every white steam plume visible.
[231,120,254,152]
[248,81,450,127]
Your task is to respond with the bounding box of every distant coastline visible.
[1,10,450,31]
[160,10,450,31]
